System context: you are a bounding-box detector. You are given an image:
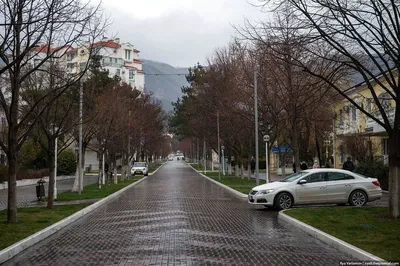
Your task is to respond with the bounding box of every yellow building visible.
[333,73,396,168]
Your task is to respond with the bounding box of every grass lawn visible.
[204,173,259,194]
[188,163,203,171]
[0,205,88,250]
[56,177,143,201]
[285,207,400,262]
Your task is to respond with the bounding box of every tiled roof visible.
[133,49,140,53]
[92,40,121,48]
[133,59,142,64]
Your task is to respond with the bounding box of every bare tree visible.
[0,0,106,222]
[259,0,400,218]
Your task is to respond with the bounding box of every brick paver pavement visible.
[4,161,355,266]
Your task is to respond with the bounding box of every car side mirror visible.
[298,179,307,185]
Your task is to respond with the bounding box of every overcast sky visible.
[102,0,265,67]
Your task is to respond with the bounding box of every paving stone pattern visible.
[4,162,354,266]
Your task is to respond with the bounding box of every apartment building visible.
[333,72,396,168]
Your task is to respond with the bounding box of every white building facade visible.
[91,38,145,91]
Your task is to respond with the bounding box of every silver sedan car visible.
[248,168,382,210]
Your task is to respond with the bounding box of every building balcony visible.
[365,108,395,134]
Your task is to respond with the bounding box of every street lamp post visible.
[221,145,225,176]
[78,80,83,196]
[217,110,221,180]
[54,135,58,199]
[263,135,270,183]
[254,71,259,185]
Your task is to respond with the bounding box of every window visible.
[129,69,135,80]
[351,106,356,121]
[366,100,372,113]
[305,173,325,183]
[114,58,117,63]
[327,172,354,181]
[382,139,388,155]
[125,50,131,60]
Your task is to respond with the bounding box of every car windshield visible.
[133,162,146,167]
[279,172,308,182]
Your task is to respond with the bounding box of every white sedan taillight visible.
[372,181,380,187]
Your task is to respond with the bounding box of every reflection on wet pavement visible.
[5,161,353,266]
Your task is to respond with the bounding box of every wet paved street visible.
[4,161,353,266]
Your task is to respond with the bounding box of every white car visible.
[248,168,382,210]
[131,162,148,176]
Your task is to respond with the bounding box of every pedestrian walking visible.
[293,162,296,173]
[313,159,319,169]
[250,157,255,174]
[343,157,355,171]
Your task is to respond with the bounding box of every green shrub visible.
[354,160,389,190]
[57,149,76,175]
[0,164,7,183]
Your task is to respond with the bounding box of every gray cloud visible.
[104,1,263,67]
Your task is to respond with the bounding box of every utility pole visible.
[217,110,221,180]
[78,81,83,196]
[254,71,259,185]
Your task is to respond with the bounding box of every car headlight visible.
[143,168,146,171]
[257,189,274,195]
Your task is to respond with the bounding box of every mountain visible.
[142,59,189,112]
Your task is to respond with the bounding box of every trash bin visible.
[36,179,46,201]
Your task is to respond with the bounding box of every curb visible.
[187,164,247,199]
[278,210,385,262]
[0,176,148,265]
[149,162,166,176]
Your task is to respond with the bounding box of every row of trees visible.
[171,0,399,218]
[0,0,170,223]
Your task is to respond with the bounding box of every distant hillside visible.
[142,59,189,112]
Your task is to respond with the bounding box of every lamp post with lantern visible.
[263,134,270,183]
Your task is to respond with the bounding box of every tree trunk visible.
[7,148,17,223]
[292,122,300,173]
[388,105,400,219]
[47,138,55,209]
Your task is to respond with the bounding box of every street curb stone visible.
[278,210,385,262]
[0,176,148,265]
[187,163,247,199]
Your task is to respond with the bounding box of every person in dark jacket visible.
[300,161,308,171]
[293,162,296,173]
[250,157,255,174]
[343,157,355,171]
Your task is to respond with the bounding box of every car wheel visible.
[144,173,148,176]
[274,192,293,210]
[349,190,367,206]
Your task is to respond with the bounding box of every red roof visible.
[137,70,144,73]
[133,49,140,53]
[124,65,137,69]
[31,44,74,53]
[92,40,121,48]
[133,59,142,64]
[31,45,55,53]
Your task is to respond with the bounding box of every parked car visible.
[248,168,382,210]
[168,156,173,161]
[131,162,148,176]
